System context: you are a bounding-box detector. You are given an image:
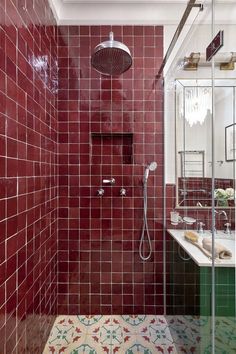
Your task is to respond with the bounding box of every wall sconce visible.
[182,52,236,71]
[183,52,200,71]
[220,52,236,70]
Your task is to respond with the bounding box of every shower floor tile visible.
[43,315,236,353]
[166,315,236,354]
[43,315,178,354]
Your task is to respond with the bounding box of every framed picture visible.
[225,123,236,161]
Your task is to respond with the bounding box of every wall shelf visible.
[91,132,133,165]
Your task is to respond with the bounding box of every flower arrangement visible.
[214,188,235,206]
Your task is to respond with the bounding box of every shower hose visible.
[139,180,152,261]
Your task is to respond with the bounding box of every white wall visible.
[215,87,235,179]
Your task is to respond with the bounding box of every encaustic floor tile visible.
[68,333,137,354]
[108,315,167,338]
[75,334,174,354]
[43,316,179,354]
[46,315,236,354]
[75,315,108,335]
[43,316,86,354]
[113,315,156,335]
[43,315,177,354]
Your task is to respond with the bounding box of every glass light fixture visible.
[184,87,212,126]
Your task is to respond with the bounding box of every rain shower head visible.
[91,32,132,76]
[144,162,157,183]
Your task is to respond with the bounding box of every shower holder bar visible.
[156,0,203,79]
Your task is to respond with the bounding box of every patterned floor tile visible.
[42,315,236,354]
[43,316,173,353]
[165,316,207,354]
[166,316,203,345]
[118,315,156,335]
[74,315,110,335]
[69,344,97,354]
[76,315,104,327]
[123,342,154,354]
[201,343,232,354]
[138,334,177,354]
[120,315,149,327]
[166,315,236,354]
[68,334,136,354]
[215,316,236,354]
[43,316,86,354]
[87,322,123,349]
[44,323,73,347]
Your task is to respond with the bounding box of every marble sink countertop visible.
[167,229,235,267]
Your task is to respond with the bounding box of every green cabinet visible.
[166,236,235,353]
[200,266,235,316]
[167,236,235,317]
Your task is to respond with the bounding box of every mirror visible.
[175,79,236,208]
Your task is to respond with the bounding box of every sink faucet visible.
[213,210,228,234]
[212,210,219,234]
[197,221,205,234]
[224,222,231,235]
[218,210,228,221]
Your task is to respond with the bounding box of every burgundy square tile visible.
[79,26,89,35]
[0,238,5,264]
[1,0,58,348]
[155,26,163,35]
[1,17,169,348]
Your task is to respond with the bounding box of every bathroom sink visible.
[201,230,235,240]
[167,229,235,267]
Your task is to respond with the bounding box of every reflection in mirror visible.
[175,79,235,208]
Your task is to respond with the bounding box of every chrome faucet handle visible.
[97,188,104,196]
[197,221,205,234]
[224,222,231,234]
[120,188,126,196]
[219,210,228,220]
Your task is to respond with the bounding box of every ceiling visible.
[61,0,188,3]
[49,0,236,25]
[49,0,189,25]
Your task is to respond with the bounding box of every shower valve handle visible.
[120,188,126,196]
[102,178,115,185]
[97,188,104,196]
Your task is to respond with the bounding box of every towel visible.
[202,238,232,259]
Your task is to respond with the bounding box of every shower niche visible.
[91,132,133,165]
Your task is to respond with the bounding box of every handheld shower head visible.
[143,161,157,183]
[144,168,150,182]
[148,161,157,171]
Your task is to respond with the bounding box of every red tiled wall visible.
[57,26,164,315]
[0,1,58,352]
